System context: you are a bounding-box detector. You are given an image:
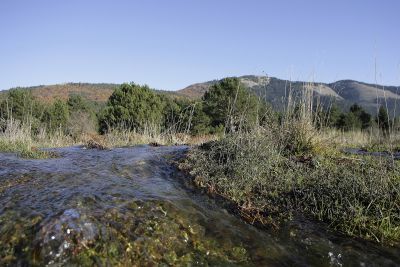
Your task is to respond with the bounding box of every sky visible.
[0,0,399,91]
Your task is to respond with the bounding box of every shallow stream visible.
[0,145,399,266]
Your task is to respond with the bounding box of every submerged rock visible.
[35,208,99,265]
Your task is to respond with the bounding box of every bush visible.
[42,99,70,133]
[66,95,97,137]
[99,83,165,133]
[202,78,263,133]
[377,105,390,136]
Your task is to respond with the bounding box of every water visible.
[343,148,400,160]
[0,145,399,266]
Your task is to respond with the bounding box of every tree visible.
[67,95,90,113]
[190,102,211,135]
[43,99,69,132]
[66,95,97,137]
[161,96,184,133]
[0,89,38,121]
[359,110,372,130]
[326,104,342,128]
[349,103,372,130]
[202,77,262,133]
[349,103,363,114]
[337,112,360,131]
[99,83,165,133]
[335,103,372,131]
[377,105,390,136]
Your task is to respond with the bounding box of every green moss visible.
[0,200,252,266]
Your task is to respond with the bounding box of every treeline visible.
[0,90,99,138]
[0,78,397,138]
[1,78,264,137]
[322,103,397,134]
[98,78,265,135]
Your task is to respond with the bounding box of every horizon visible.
[1,74,400,92]
[1,0,399,91]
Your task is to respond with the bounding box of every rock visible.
[149,142,162,147]
[84,139,109,150]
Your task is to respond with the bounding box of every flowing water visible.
[343,148,400,160]
[0,145,399,266]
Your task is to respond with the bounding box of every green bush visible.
[377,105,390,136]
[42,99,70,133]
[66,95,98,137]
[99,83,165,133]
[328,103,372,131]
[202,78,263,133]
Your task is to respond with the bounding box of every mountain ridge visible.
[1,76,399,115]
[176,76,400,115]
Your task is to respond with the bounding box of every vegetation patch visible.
[0,200,250,266]
[0,139,58,159]
[180,131,400,245]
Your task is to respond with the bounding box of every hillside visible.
[176,75,400,115]
[0,83,118,103]
[1,77,399,115]
[0,83,181,103]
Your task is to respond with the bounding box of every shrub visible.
[99,83,165,133]
[202,78,262,133]
[42,99,70,133]
[377,105,390,136]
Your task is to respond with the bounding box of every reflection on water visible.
[0,145,399,266]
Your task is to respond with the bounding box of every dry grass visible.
[101,129,217,147]
[318,128,400,152]
[0,117,218,159]
[0,118,67,158]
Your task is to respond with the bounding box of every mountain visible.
[1,76,399,115]
[0,83,181,103]
[0,83,118,103]
[176,80,217,99]
[176,75,400,115]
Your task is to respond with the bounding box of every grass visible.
[319,128,400,152]
[0,118,217,159]
[180,129,400,245]
[102,128,217,147]
[0,140,58,159]
[0,119,63,159]
[179,83,400,246]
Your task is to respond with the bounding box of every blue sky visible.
[0,0,399,90]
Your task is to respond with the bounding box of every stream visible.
[0,145,399,266]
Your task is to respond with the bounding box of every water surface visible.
[0,145,399,266]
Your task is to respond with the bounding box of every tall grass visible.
[0,118,67,158]
[0,112,215,158]
[180,79,400,245]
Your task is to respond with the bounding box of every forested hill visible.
[2,76,399,115]
[176,76,400,115]
[0,83,182,103]
[0,83,118,103]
